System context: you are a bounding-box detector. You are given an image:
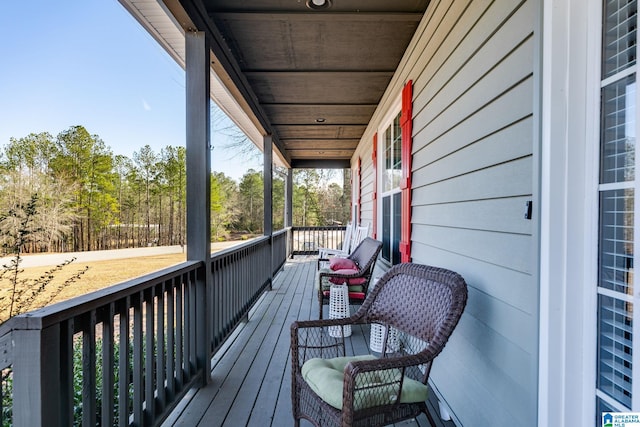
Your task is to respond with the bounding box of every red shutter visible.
[356,156,362,225]
[371,134,378,239]
[400,81,413,263]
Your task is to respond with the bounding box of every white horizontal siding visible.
[413,0,535,122]
[412,244,535,318]
[413,155,533,204]
[412,196,532,235]
[356,142,375,229]
[414,75,534,169]
[409,0,537,425]
[412,223,533,273]
[432,314,534,426]
[414,116,534,183]
[352,0,538,425]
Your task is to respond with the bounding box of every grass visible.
[4,253,186,317]
[1,238,257,320]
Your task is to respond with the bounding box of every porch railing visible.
[210,228,289,351]
[0,227,292,427]
[290,225,347,256]
[272,228,288,273]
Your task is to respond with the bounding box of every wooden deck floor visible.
[163,257,456,427]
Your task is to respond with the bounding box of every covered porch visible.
[0,234,453,426]
[162,257,452,427]
[0,0,554,425]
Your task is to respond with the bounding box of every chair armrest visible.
[290,318,357,370]
[318,247,348,263]
[346,353,431,376]
[342,353,432,412]
[319,269,367,282]
[318,248,348,257]
[317,257,330,269]
[317,247,348,269]
[317,246,345,253]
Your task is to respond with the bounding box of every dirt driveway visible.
[0,241,244,268]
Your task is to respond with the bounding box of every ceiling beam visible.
[288,150,353,158]
[178,0,291,165]
[283,140,359,150]
[292,159,351,169]
[244,71,394,78]
[210,12,424,23]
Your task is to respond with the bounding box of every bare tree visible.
[211,104,262,162]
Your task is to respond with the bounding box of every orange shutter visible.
[400,81,413,263]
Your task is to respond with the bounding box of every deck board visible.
[164,257,456,427]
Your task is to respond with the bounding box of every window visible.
[380,111,402,265]
[377,82,413,265]
[597,0,638,417]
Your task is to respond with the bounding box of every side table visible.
[328,283,351,337]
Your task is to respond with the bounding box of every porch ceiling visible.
[178,0,429,168]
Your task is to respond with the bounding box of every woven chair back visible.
[348,237,381,273]
[360,263,468,378]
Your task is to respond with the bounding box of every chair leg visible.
[425,409,438,427]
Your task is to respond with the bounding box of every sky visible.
[0,1,262,181]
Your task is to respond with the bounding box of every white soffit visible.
[118,0,284,166]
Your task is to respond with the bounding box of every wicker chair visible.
[316,237,383,319]
[291,263,468,427]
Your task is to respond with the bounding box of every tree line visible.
[0,125,351,254]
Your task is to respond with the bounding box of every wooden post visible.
[285,168,293,228]
[185,30,211,385]
[263,135,273,237]
[264,135,273,288]
[12,326,61,426]
[285,168,293,257]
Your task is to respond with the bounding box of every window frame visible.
[377,98,402,266]
[595,0,640,417]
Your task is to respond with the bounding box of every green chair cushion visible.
[301,355,429,410]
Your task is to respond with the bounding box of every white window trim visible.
[584,0,601,419]
[376,97,402,266]
[538,0,601,425]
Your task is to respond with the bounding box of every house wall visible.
[354,0,539,425]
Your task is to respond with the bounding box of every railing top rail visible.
[211,235,270,261]
[0,236,285,337]
[0,260,203,335]
[0,234,286,337]
[273,228,289,237]
[0,234,291,427]
[291,225,347,231]
[0,332,13,371]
